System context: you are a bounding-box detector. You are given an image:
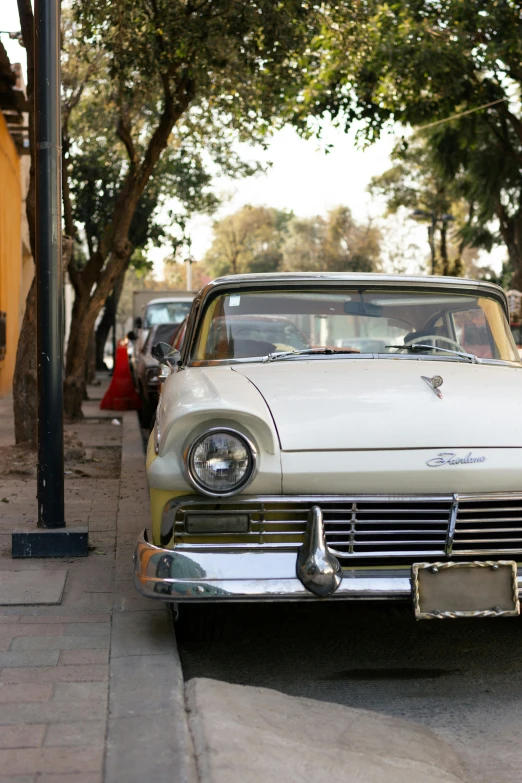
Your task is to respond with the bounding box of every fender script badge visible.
[421,375,443,399]
[427,452,486,467]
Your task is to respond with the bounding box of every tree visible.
[13,1,325,426]
[369,137,478,276]
[204,206,292,277]
[281,207,381,272]
[296,1,522,283]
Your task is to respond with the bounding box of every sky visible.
[1,1,503,278]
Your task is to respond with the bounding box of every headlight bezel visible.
[184,427,257,497]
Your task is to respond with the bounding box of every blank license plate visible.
[412,561,520,620]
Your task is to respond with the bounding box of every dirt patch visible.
[0,419,122,481]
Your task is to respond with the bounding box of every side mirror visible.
[134,316,142,330]
[127,330,137,341]
[151,342,181,369]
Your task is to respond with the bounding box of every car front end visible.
[135,273,522,619]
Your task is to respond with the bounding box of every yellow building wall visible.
[0,111,22,397]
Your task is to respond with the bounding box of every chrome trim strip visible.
[134,530,522,603]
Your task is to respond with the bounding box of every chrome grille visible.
[165,494,522,560]
[323,501,451,558]
[453,495,522,555]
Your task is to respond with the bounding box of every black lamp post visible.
[12,0,88,558]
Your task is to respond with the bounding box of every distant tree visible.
[281,207,381,272]
[204,206,293,277]
[369,137,479,276]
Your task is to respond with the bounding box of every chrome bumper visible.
[134,529,522,602]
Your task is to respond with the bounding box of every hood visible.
[232,359,522,451]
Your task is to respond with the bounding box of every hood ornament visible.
[421,374,443,399]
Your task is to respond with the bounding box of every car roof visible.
[201,272,508,311]
[145,296,194,306]
[210,271,496,289]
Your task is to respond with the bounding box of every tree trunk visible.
[85,331,96,389]
[95,304,113,371]
[64,253,131,417]
[440,222,450,276]
[12,0,37,445]
[63,288,96,418]
[94,265,126,371]
[13,278,37,446]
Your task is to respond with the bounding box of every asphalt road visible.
[178,600,522,782]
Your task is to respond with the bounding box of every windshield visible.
[144,301,192,328]
[193,288,519,363]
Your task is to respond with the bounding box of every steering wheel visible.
[405,334,465,352]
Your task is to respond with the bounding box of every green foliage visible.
[296,1,522,281]
[281,207,381,273]
[204,206,293,277]
[204,204,382,276]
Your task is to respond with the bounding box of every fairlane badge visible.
[426,452,486,467]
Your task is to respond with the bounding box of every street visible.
[179,600,522,783]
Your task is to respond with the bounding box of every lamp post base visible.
[12,526,89,558]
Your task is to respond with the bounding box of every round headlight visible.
[187,429,255,496]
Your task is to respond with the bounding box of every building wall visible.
[0,111,22,397]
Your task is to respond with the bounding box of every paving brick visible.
[0,650,60,667]
[18,614,109,624]
[110,610,174,657]
[10,636,110,652]
[110,656,182,718]
[0,701,107,725]
[0,633,13,651]
[105,714,192,783]
[8,624,65,637]
[0,616,19,624]
[52,682,108,702]
[0,723,45,748]
[59,650,109,665]
[0,746,104,775]
[39,775,102,783]
[44,720,105,747]
[62,624,110,638]
[1,664,109,683]
[0,683,53,703]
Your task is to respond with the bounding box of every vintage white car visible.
[134,273,522,623]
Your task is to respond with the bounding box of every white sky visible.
[1,0,503,277]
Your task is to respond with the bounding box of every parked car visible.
[135,322,184,428]
[129,295,194,383]
[135,273,522,632]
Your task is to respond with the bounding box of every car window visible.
[453,308,494,358]
[144,301,192,327]
[192,288,518,363]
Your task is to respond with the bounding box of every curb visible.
[104,411,198,783]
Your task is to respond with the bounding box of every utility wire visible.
[417,97,507,131]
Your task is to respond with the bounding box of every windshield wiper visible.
[264,348,360,363]
[386,344,479,364]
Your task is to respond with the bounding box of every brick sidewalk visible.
[0,390,194,783]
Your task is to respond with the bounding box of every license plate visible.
[412,561,520,620]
